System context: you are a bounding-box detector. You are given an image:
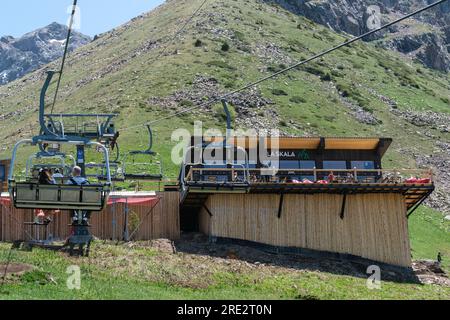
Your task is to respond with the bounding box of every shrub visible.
[271,89,288,96]
[336,83,351,97]
[320,73,332,82]
[279,120,288,127]
[267,64,286,73]
[194,39,203,47]
[221,42,230,52]
[289,96,307,104]
[179,100,194,107]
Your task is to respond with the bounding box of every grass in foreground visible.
[0,205,449,301]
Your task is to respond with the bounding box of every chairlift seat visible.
[10,181,110,211]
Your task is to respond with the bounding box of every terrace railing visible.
[183,167,434,186]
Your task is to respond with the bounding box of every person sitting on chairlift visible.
[36,169,56,224]
[67,166,91,225]
[67,166,89,186]
[53,168,64,179]
[38,168,56,185]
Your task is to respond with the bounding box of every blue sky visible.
[0,0,164,38]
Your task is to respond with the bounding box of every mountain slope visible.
[0,22,90,85]
[0,0,449,212]
[272,0,450,71]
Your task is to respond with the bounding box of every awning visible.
[108,197,159,206]
[0,196,11,206]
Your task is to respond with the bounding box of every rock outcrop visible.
[270,0,450,72]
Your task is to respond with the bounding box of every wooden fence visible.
[0,191,180,242]
[199,193,411,267]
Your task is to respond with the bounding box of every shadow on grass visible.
[175,233,422,285]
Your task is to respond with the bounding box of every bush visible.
[271,89,288,96]
[336,83,351,97]
[194,39,203,47]
[179,100,194,107]
[221,42,230,52]
[279,120,288,127]
[267,64,286,73]
[320,73,332,82]
[289,96,307,104]
[301,65,326,77]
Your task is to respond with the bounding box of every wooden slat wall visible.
[200,193,411,267]
[0,192,180,242]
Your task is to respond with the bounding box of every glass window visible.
[299,161,316,169]
[323,161,347,170]
[280,161,300,169]
[351,161,375,170]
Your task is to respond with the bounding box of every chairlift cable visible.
[50,0,78,114]
[121,0,449,132]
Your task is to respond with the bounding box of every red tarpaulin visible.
[107,197,159,206]
[0,196,11,206]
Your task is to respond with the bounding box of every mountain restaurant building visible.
[180,136,434,267]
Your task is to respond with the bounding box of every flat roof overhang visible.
[199,136,393,157]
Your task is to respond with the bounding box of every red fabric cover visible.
[405,177,418,184]
[108,197,159,206]
[316,180,329,184]
[291,179,302,184]
[0,197,11,206]
[417,178,431,184]
[302,179,314,184]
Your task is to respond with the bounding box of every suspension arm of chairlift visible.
[39,71,59,137]
[221,99,232,144]
[8,139,33,184]
[129,125,154,155]
[88,141,112,185]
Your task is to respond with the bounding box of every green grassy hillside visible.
[0,0,449,177]
[0,0,450,299]
[0,206,449,300]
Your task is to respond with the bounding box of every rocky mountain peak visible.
[0,22,90,85]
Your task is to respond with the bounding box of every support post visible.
[278,193,284,219]
[340,193,347,220]
[76,145,86,177]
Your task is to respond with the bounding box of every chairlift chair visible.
[9,140,112,212]
[123,125,163,181]
[85,140,125,182]
[26,152,76,180]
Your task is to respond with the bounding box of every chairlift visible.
[181,100,251,185]
[85,139,125,182]
[26,152,76,181]
[9,140,112,212]
[123,125,163,181]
